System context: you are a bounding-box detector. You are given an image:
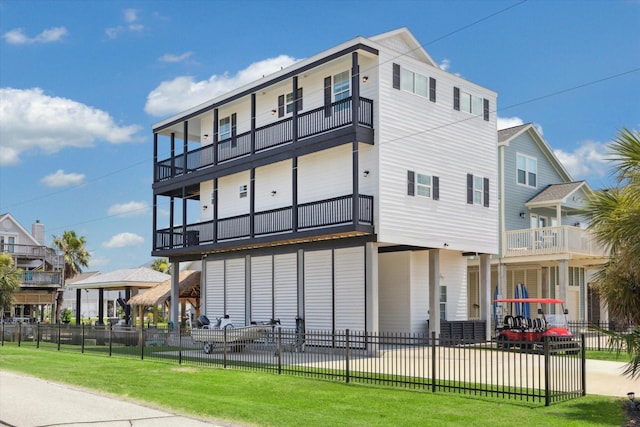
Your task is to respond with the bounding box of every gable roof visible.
[526,181,587,208]
[66,267,170,290]
[0,213,42,246]
[498,123,574,183]
[369,27,436,67]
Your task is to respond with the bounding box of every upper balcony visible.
[20,271,62,288]
[154,96,374,184]
[503,226,608,259]
[153,193,374,255]
[1,243,63,269]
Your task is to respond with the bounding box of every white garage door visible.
[274,253,298,329]
[334,246,365,332]
[205,260,224,320]
[304,250,333,331]
[251,255,273,323]
[225,258,246,326]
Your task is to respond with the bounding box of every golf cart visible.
[493,298,577,353]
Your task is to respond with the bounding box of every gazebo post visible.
[97,288,104,325]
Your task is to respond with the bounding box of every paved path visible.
[0,371,239,427]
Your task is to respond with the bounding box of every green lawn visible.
[0,345,626,426]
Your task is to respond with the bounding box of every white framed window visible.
[473,176,484,205]
[416,173,432,198]
[0,236,15,253]
[278,88,303,117]
[517,153,537,187]
[460,92,483,116]
[440,285,447,321]
[569,267,584,287]
[333,70,350,102]
[400,68,428,97]
[219,116,231,141]
[407,170,439,200]
[239,184,248,199]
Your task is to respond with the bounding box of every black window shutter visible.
[466,173,473,204]
[454,87,460,111]
[483,178,490,207]
[297,87,303,111]
[433,176,439,200]
[407,170,415,196]
[324,76,332,117]
[278,95,285,118]
[483,98,489,121]
[393,63,400,90]
[231,113,237,148]
[429,77,436,102]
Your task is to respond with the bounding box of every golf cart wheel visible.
[203,342,214,354]
[497,335,511,349]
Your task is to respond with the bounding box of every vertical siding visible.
[439,251,467,321]
[410,251,429,332]
[205,260,224,318]
[334,246,365,332]
[378,252,410,332]
[303,250,333,330]
[225,258,246,326]
[250,255,273,323]
[274,253,298,329]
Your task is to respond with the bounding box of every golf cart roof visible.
[493,298,566,304]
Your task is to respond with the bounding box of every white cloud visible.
[107,201,149,216]
[106,9,144,39]
[439,59,451,71]
[102,232,144,248]
[0,87,142,165]
[40,170,86,187]
[145,55,299,117]
[554,140,609,180]
[159,51,193,63]
[2,26,68,44]
[497,116,544,135]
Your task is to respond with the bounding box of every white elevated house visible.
[467,124,609,324]
[151,28,498,337]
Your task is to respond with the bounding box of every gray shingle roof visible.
[526,181,586,205]
[498,123,531,143]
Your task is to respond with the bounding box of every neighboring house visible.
[151,28,498,336]
[467,124,609,324]
[0,213,63,322]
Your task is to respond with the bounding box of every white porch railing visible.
[504,226,608,258]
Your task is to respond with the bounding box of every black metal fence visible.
[1,322,585,406]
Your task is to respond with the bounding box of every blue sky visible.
[1,0,639,272]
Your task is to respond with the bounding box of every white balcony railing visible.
[504,226,608,258]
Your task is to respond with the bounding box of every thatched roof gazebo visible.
[127,270,201,325]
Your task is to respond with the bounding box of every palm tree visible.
[0,253,22,319]
[583,128,640,379]
[150,258,171,274]
[52,230,90,322]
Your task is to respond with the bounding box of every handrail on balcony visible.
[503,225,607,258]
[154,194,374,251]
[155,97,374,181]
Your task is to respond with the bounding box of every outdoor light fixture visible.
[202,205,208,210]
[271,190,277,196]
[519,212,526,218]
[362,75,369,83]
[363,170,370,177]
[271,109,277,115]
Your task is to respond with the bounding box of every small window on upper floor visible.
[278,88,303,117]
[393,63,436,102]
[333,70,350,102]
[454,87,489,121]
[517,153,537,187]
[239,184,248,199]
[407,170,439,200]
[467,173,489,207]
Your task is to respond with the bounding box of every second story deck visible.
[503,226,608,259]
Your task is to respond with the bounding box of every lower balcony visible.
[154,194,374,253]
[504,226,608,258]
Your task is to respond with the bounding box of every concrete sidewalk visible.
[0,371,239,427]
